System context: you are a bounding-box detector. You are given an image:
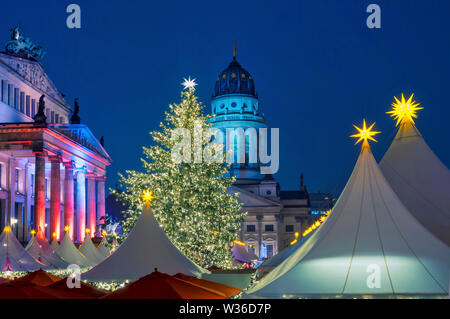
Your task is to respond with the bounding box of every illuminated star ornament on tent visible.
[386,93,423,126]
[181,76,197,90]
[82,190,207,281]
[350,119,380,145]
[245,120,450,297]
[380,94,450,246]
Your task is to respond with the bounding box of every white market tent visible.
[82,205,207,281]
[379,119,450,246]
[25,235,68,269]
[0,227,43,271]
[79,235,106,265]
[50,238,59,251]
[232,243,258,264]
[56,231,92,268]
[97,236,110,258]
[246,139,450,297]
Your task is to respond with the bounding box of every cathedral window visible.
[285,225,294,232]
[265,224,274,232]
[246,224,256,232]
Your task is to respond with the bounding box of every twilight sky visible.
[1,0,449,196]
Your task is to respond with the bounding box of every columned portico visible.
[34,152,46,239]
[75,166,86,243]
[87,174,96,237]
[96,176,106,235]
[50,155,62,240]
[63,161,75,240]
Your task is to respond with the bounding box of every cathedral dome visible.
[213,51,257,98]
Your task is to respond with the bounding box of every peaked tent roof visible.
[25,235,68,269]
[56,232,92,268]
[379,120,450,246]
[97,237,110,258]
[0,227,43,271]
[247,141,450,297]
[232,243,258,264]
[79,235,106,265]
[50,239,59,251]
[83,206,207,281]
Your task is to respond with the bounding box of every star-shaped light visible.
[181,76,197,90]
[387,93,423,126]
[142,189,154,206]
[350,119,380,145]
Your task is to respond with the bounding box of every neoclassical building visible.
[210,48,329,258]
[0,27,111,243]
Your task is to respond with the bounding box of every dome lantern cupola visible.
[213,44,257,99]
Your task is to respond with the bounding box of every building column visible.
[24,162,32,242]
[63,161,75,240]
[96,176,106,235]
[75,166,86,243]
[295,216,303,238]
[87,174,96,238]
[49,155,62,241]
[257,215,264,257]
[6,157,16,228]
[34,152,46,239]
[275,214,283,255]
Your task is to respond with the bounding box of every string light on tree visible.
[387,93,423,126]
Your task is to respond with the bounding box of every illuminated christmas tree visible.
[112,80,244,268]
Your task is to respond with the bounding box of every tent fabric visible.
[174,273,241,298]
[79,235,106,265]
[247,142,450,297]
[82,206,207,281]
[102,270,225,299]
[379,120,450,246]
[97,237,110,258]
[25,236,68,269]
[0,228,43,271]
[232,244,258,264]
[15,269,63,287]
[50,239,59,251]
[56,232,92,268]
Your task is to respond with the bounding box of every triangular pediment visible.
[0,53,67,106]
[228,186,280,208]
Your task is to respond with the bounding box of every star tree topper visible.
[181,76,197,90]
[350,119,380,145]
[387,93,423,126]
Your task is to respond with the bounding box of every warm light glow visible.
[3,226,11,233]
[52,232,57,238]
[302,211,331,237]
[85,228,91,234]
[64,225,70,232]
[350,119,380,145]
[30,229,36,236]
[387,93,423,126]
[142,189,154,205]
[233,240,245,246]
[290,232,300,245]
[102,230,107,236]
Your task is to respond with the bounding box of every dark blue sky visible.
[2,0,449,196]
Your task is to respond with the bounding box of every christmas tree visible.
[112,81,245,268]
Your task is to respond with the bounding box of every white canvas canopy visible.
[50,238,59,251]
[82,205,207,281]
[0,227,43,271]
[56,231,92,267]
[380,120,450,246]
[25,235,68,269]
[97,237,110,258]
[79,235,105,265]
[247,141,450,297]
[232,243,258,264]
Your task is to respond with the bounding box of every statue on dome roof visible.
[5,25,46,59]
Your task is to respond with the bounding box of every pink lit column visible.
[87,174,96,238]
[96,176,106,234]
[63,161,75,240]
[34,152,46,239]
[75,167,86,243]
[49,155,62,241]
